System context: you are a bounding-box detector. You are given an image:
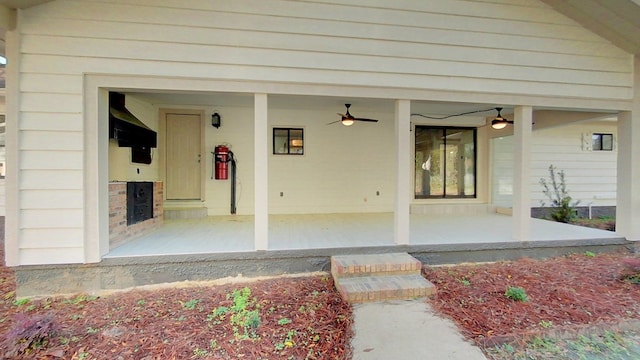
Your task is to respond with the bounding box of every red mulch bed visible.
[0,243,353,359]
[424,251,640,347]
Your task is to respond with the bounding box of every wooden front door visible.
[165,112,202,200]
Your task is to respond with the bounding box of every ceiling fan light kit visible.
[329,104,380,126]
[341,118,355,126]
[490,107,514,130]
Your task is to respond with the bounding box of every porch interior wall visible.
[268,107,395,214]
[204,105,255,216]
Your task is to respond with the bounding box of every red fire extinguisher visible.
[214,145,229,180]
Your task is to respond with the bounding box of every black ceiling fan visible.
[328,104,379,126]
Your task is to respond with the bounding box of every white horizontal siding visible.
[19,0,632,99]
[21,228,84,248]
[21,151,83,170]
[492,122,618,207]
[21,190,83,209]
[20,131,82,151]
[20,112,83,131]
[20,170,83,190]
[20,209,84,228]
[19,248,85,265]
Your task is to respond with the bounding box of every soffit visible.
[540,0,640,55]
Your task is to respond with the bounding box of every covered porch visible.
[105,212,625,258]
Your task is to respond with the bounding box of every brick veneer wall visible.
[109,182,163,249]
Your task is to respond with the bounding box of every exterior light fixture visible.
[491,107,513,130]
[211,112,221,128]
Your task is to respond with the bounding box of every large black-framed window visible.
[415,126,476,199]
[273,128,304,155]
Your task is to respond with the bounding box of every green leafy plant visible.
[180,298,200,310]
[278,317,292,326]
[13,298,30,307]
[539,165,579,223]
[584,251,596,257]
[208,287,262,340]
[1,313,60,357]
[539,320,554,329]
[505,286,528,302]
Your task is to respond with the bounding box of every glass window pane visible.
[415,127,442,197]
[273,128,289,154]
[290,129,304,154]
[602,134,613,150]
[592,134,602,150]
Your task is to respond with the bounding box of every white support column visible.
[254,93,269,250]
[394,100,411,245]
[616,55,640,241]
[512,106,533,241]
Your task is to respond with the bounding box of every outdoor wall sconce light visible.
[211,112,221,128]
[491,107,513,130]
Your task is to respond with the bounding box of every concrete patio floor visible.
[106,212,623,258]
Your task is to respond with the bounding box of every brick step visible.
[331,253,422,278]
[335,274,436,304]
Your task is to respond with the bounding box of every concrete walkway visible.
[351,300,487,360]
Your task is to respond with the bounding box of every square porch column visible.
[254,93,269,250]
[394,100,411,245]
[512,105,533,241]
[616,55,640,241]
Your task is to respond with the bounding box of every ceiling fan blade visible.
[354,118,379,122]
[326,119,341,125]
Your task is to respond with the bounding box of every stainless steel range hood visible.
[108,92,157,148]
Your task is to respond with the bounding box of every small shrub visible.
[505,286,528,302]
[1,312,60,357]
[539,165,579,223]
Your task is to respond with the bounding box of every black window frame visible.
[414,126,477,199]
[272,127,304,155]
[592,133,613,151]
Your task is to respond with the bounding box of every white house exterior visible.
[0,0,639,290]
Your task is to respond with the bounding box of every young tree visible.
[539,165,579,223]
